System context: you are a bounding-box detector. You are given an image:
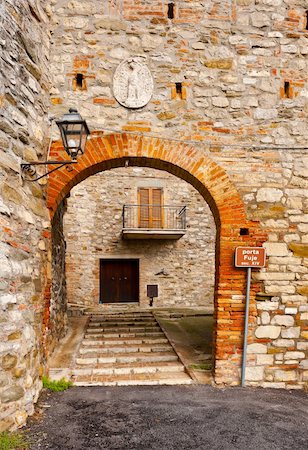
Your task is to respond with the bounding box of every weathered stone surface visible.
[271,315,294,327]
[272,339,295,348]
[281,327,301,339]
[260,311,270,325]
[263,243,289,257]
[251,12,271,28]
[247,343,268,354]
[203,59,232,69]
[0,0,50,431]
[157,111,176,121]
[274,370,297,382]
[245,366,265,381]
[256,188,283,203]
[1,354,18,370]
[256,354,274,365]
[288,243,308,258]
[255,326,281,339]
[299,360,308,369]
[0,385,24,403]
[284,351,305,360]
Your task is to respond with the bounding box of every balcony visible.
[122,205,187,240]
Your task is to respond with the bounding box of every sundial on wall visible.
[113,56,154,109]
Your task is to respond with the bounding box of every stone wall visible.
[0,0,51,431]
[64,167,216,308]
[47,0,307,389]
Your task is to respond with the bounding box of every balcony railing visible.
[122,205,187,240]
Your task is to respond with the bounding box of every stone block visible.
[203,59,233,69]
[272,339,295,347]
[300,312,308,320]
[281,327,300,339]
[255,326,281,339]
[260,311,270,325]
[212,97,229,107]
[284,352,305,360]
[256,354,274,365]
[274,370,297,382]
[297,342,308,351]
[288,243,308,258]
[284,307,298,315]
[0,385,24,403]
[271,315,294,326]
[261,382,285,389]
[297,286,308,296]
[247,343,268,354]
[251,12,271,28]
[257,301,279,311]
[263,243,289,257]
[245,366,264,381]
[256,188,283,203]
[1,354,18,370]
[299,360,308,369]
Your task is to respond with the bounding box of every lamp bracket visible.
[20,160,77,182]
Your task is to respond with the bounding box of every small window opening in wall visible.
[76,73,84,89]
[305,11,308,30]
[284,81,291,98]
[240,228,249,236]
[168,3,175,19]
[175,82,182,96]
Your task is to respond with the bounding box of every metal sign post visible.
[235,247,266,387]
[241,267,251,387]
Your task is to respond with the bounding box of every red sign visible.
[235,247,266,268]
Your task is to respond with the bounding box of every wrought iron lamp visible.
[21,108,90,182]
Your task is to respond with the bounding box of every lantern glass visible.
[56,108,90,159]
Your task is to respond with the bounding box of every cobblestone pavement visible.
[26,385,308,450]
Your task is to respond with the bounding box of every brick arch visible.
[48,133,266,385]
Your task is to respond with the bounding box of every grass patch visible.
[42,376,73,392]
[0,431,29,450]
[190,363,212,371]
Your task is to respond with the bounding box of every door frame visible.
[99,258,140,304]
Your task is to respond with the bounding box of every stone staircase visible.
[72,311,193,386]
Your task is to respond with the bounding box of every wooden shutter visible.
[138,188,163,228]
[151,188,163,228]
[138,188,150,228]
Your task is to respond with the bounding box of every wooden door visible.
[138,188,163,228]
[100,259,139,303]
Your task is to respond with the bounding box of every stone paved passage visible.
[26,386,308,450]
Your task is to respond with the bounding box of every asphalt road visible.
[26,385,308,450]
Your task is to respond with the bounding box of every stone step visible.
[84,331,165,339]
[73,361,185,376]
[76,351,179,365]
[72,371,193,386]
[79,343,172,354]
[82,337,169,345]
[87,326,160,333]
[88,321,158,328]
[89,315,154,321]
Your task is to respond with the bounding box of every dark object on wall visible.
[147,284,158,307]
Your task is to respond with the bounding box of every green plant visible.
[0,431,29,450]
[42,376,73,392]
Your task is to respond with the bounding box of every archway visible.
[47,133,266,385]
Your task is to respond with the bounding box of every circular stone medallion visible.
[113,57,153,109]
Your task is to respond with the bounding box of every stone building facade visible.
[64,167,216,308]
[0,0,308,431]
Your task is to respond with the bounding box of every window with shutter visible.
[138,188,163,228]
